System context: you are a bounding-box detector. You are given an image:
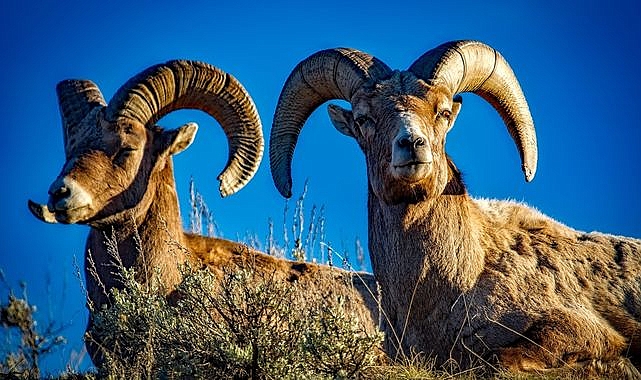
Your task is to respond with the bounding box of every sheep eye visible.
[439,109,452,120]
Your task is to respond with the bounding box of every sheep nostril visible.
[397,136,426,149]
[49,186,70,202]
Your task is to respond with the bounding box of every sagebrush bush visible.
[0,281,67,379]
[87,257,382,379]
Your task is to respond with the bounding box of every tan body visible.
[370,176,641,371]
[29,60,379,366]
[82,157,377,309]
[269,41,641,377]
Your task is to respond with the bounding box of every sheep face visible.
[30,60,265,227]
[36,113,197,225]
[270,42,538,204]
[327,72,462,204]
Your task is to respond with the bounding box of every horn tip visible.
[277,182,293,199]
[219,187,231,198]
[27,199,39,215]
[217,178,232,198]
[217,175,247,198]
[522,165,536,182]
[28,200,58,224]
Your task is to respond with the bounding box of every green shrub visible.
[88,260,382,379]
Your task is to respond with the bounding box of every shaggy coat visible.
[29,61,379,366]
[269,41,641,377]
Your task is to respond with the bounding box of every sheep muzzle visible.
[28,177,93,224]
[390,118,433,181]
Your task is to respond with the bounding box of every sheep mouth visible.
[394,161,429,169]
[52,205,92,224]
[391,161,431,180]
[28,200,92,224]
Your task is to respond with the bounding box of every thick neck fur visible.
[85,159,188,309]
[368,161,486,356]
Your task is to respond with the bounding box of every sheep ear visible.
[164,122,198,155]
[327,104,356,138]
[447,95,463,133]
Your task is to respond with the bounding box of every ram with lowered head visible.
[270,40,641,377]
[28,60,379,365]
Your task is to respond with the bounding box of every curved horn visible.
[28,200,58,224]
[57,80,107,159]
[409,40,537,182]
[270,49,392,198]
[105,60,263,197]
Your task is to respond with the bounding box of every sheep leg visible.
[497,308,632,375]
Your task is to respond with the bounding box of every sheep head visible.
[270,41,537,204]
[326,73,464,203]
[29,60,263,226]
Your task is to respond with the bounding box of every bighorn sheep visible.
[270,40,641,376]
[28,60,379,364]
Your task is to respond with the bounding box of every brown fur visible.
[38,117,379,365]
[327,72,641,377]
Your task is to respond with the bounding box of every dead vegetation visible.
[6,185,627,379]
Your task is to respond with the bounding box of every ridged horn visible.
[57,80,107,159]
[105,60,263,197]
[409,40,538,182]
[270,49,392,198]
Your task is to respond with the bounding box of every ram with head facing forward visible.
[270,40,641,377]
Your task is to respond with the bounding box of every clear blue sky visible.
[1,0,640,374]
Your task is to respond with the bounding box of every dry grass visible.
[3,181,629,379]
